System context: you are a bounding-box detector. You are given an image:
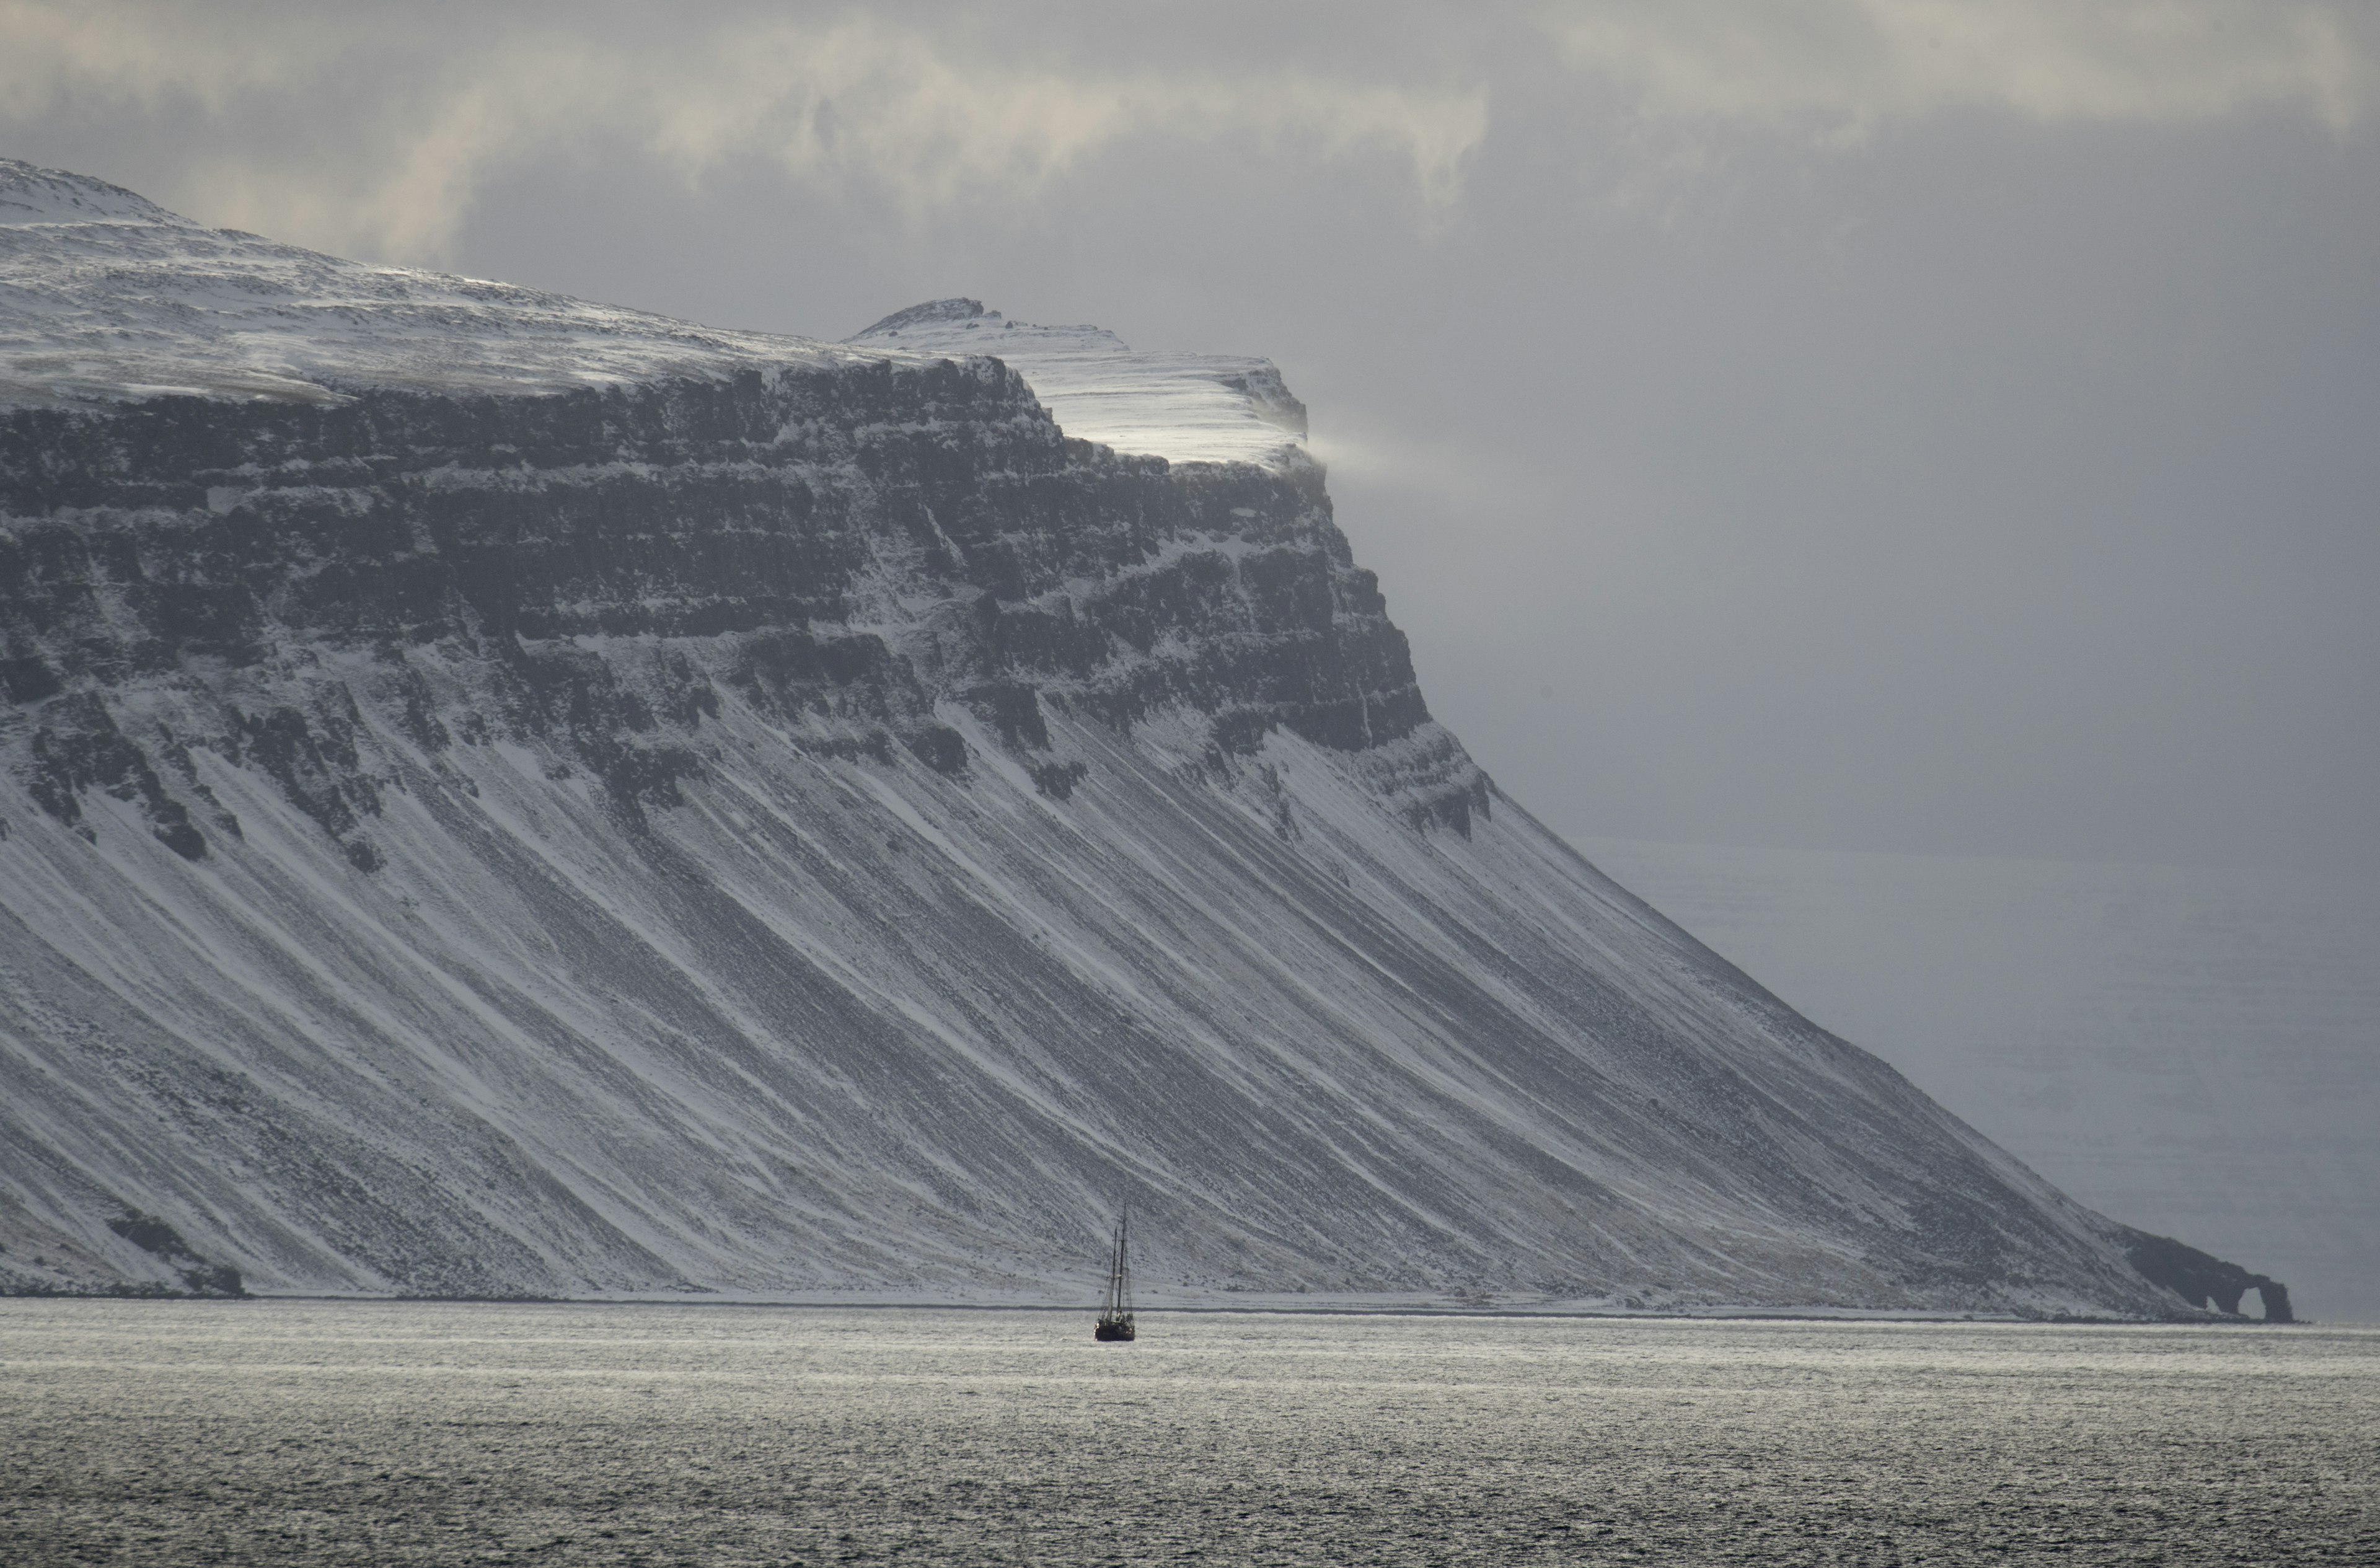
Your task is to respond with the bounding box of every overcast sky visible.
[8,0,2376,878]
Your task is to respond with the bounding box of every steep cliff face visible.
[0,163,2263,1315]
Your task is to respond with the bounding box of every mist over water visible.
[4,1302,2374,1566]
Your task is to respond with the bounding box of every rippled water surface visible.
[3,1302,2374,1565]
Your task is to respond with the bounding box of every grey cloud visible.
[1541,0,2378,130]
[15,2,2364,270]
[0,2,1488,262]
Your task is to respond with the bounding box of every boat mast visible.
[1100,1204,1132,1323]
[1103,1219,1117,1317]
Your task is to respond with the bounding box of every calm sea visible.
[2,1301,2373,1566]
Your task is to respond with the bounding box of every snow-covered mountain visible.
[0,161,2284,1318]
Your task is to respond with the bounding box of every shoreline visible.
[2,1289,2314,1326]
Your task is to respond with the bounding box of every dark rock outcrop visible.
[2120,1228,2295,1321]
[105,1209,246,1297]
[0,368,1460,855]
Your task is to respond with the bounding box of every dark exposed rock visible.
[966,681,1050,751]
[389,658,451,752]
[1,653,60,702]
[1,366,1474,852]
[1030,759,1090,799]
[904,725,969,776]
[24,694,206,858]
[2120,1227,2294,1321]
[238,700,377,838]
[105,1210,247,1297]
[107,1210,190,1257]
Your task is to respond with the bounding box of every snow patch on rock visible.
[0,159,865,409]
[848,297,1307,472]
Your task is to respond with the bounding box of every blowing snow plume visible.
[0,160,2287,1320]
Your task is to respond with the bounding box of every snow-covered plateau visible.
[0,162,2287,1318]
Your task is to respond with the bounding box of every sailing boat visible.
[1094,1207,1136,1342]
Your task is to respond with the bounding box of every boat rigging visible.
[1095,1207,1136,1342]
